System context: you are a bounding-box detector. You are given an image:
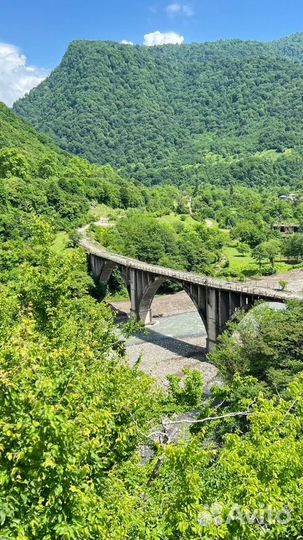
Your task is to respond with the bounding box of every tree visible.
[209,301,303,389]
[0,218,162,539]
[231,222,266,248]
[237,242,251,256]
[37,151,61,178]
[0,147,30,179]
[282,234,303,262]
[147,376,303,540]
[253,239,280,269]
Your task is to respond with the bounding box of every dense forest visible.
[14,33,303,186]
[1,32,303,539]
[3,97,302,283]
[0,102,181,235]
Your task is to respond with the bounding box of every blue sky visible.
[0,0,302,105]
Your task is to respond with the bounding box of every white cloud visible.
[121,40,134,45]
[0,43,49,107]
[166,2,182,14]
[143,31,185,46]
[166,3,194,16]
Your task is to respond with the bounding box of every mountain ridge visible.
[13,33,303,185]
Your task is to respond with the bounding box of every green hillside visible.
[0,101,154,235]
[0,101,67,167]
[13,34,303,186]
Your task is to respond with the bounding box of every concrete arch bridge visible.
[80,239,301,351]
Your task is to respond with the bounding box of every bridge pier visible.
[86,250,292,353]
[206,289,255,350]
[128,269,167,326]
[130,307,153,325]
[129,269,154,325]
[89,254,116,284]
[206,288,218,351]
[183,284,230,351]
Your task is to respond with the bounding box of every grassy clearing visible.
[222,244,299,278]
[222,245,258,275]
[52,232,70,254]
[88,204,125,221]
[157,213,197,229]
[275,261,301,273]
[158,213,195,224]
[106,291,129,302]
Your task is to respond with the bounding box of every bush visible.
[208,301,303,391]
[261,265,277,275]
[167,369,204,407]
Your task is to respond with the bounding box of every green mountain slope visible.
[0,101,67,166]
[0,101,155,234]
[269,32,303,62]
[13,34,303,185]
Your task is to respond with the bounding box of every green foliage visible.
[0,218,163,539]
[191,375,269,443]
[0,101,66,167]
[270,32,303,61]
[93,211,222,275]
[13,35,303,188]
[147,376,303,539]
[209,301,303,390]
[283,233,303,260]
[0,102,174,237]
[2,242,303,540]
[237,242,251,256]
[253,239,281,268]
[0,147,31,179]
[231,221,266,248]
[167,369,204,407]
[279,279,288,290]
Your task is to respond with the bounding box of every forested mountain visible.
[0,101,67,165]
[14,34,303,186]
[2,101,217,245]
[270,32,303,61]
[0,101,155,235]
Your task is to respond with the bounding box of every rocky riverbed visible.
[112,292,220,391]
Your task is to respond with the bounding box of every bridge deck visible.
[80,238,302,302]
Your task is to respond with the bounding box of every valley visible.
[0,25,303,540]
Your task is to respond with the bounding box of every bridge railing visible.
[80,238,302,302]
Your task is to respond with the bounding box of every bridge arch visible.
[85,249,295,351]
[133,273,208,340]
[89,254,133,300]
